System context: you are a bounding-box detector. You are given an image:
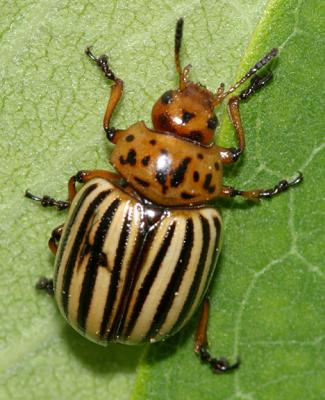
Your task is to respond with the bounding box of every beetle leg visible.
[221,172,303,200]
[217,72,274,165]
[239,72,273,101]
[68,169,122,201]
[48,224,64,254]
[25,190,70,211]
[36,277,54,296]
[26,170,122,209]
[85,47,124,141]
[195,298,240,373]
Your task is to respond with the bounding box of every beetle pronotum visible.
[26,18,302,373]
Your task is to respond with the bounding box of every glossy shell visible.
[110,121,223,206]
[54,178,223,344]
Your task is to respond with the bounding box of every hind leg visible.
[194,298,240,373]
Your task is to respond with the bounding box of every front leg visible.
[85,47,124,140]
[217,72,274,164]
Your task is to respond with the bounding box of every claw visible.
[289,171,303,187]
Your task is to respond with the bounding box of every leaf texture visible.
[0,1,323,399]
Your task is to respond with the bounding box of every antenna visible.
[175,18,184,76]
[219,48,278,100]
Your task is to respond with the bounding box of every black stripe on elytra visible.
[172,215,211,334]
[61,188,112,315]
[77,198,121,331]
[123,221,176,338]
[114,222,147,340]
[111,217,148,340]
[54,183,98,284]
[197,215,222,308]
[145,218,194,340]
[99,205,133,339]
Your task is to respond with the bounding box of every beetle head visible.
[151,82,218,145]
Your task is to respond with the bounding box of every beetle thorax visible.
[151,82,218,145]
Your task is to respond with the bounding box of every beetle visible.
[26,18,303,373]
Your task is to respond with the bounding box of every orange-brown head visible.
[151,82,218,145]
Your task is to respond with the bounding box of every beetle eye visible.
[161,90,174,104]
[207,116,218,130]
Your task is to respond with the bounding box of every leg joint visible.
[74,170,88,183]
[105,127,116,142]
[36,277,54,296]
[230,147,242,162]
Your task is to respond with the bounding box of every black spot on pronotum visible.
[207,116,218,130]
[214,162,220,171]
[156,171,167,186]
[189,131,203,142]
[161,90,174,104]
[197,153,204,160]
[128,150,136,165]
[141,155,151,166]
[119,149,137,166]
[203,173,212,189]
[134,177,150,187]
[149,139,157,145]
[181,192,195,199]
[182,111,195,123]
[125,134,135,142]
[171,157,191,187]
[193,171,200,182]
[203,173,216,193]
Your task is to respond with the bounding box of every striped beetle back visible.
[54,178,223,344]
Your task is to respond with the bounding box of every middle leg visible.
[48,224,64,255]
[26,169,121,210]
[221,172,303,200]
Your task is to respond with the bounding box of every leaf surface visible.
[0,1,323,399]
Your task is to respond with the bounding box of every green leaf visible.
[0,1,323,400]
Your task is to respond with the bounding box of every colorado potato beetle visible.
[26,18,303,373]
